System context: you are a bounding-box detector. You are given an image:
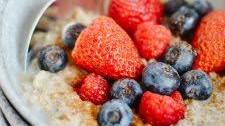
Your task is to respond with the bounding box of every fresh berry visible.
[163,41,197,74]
[179,70,213,100]
[192,11,225,72]
[79,73,110,105]
[72,16,143,80]
[38,45,67,73]
[139,91,185,126]
[188,0,212,16]
[108,0,164,34]
[98,99,133,126]
[134,22,171,60]
[62,23,86,49]
[142,62,180,95]
[111,79,143,107]
[165,0,187,15]
[169,6,199,36]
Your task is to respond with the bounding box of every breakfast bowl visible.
[1,0,225,126]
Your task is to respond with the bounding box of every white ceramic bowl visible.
[0,0,225,125]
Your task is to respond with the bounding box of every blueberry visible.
[38,45,67,73]
[163,41,197,74]
[169,6,199,37]
[142,62,180,95]
[98,99,133,126]
[111,79,143,107]
[189,0,212,16]
[62,23,86,49]
[165,0,187,15]
[179,70,213,100]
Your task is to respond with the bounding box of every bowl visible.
[0,0,225,125]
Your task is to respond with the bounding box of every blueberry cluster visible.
[36,23,86,73]
[166,0,212,37]
[98,79,143,126]
[142,41,213,100]
[142,61,213,100]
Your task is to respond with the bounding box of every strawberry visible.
[139,91,185,126]
[192,11,225,72]
[72,16,144,80]
[134,22,171,60]
[108,0,164,34]
[78,73,110,105]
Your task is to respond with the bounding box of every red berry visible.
[139,91,185,126]
[109,0,164,34]
[134,22,171,60]
[72,16,144,80]
[171,91,185,105]
[79,73,110,105]
[192,11,225,72]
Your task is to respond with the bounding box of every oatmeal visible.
[22,69,98,126]
[21,1,225,126]
[177,73,225,126]
[22,7,100,126]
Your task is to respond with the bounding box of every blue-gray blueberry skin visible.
[111,79,143,107]
[38,45,68,73]
[169,6,199,36]
[142,62,180,95]
[97,99,133,126]
[189,0,212,16]
[163,41,197,74]
[165,0,187,15]
[62,23,86,49]
[179,70,213,100]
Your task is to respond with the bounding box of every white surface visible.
[0,0,225,126]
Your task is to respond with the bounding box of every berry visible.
[62,23,86,49]
[142,62,180,95]
[179,70,213,100]
[38,45,67,73]
[79,73,110,105]
[134,22,171,60]
[139,91,185,126]
[188,0,212,16]
[72,16,143,80]
[163,41,197,74]
[108,0,164,34]
[192,11,225,72]
[165,0,187,15]
[169,6,199,37]
[111,79,143,107]
[98,99,133,126]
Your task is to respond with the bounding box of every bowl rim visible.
[0,0,55,125]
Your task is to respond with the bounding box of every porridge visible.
[22,6,100,126]
[21,0,225,126]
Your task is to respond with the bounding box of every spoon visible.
[22,0,55,70]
